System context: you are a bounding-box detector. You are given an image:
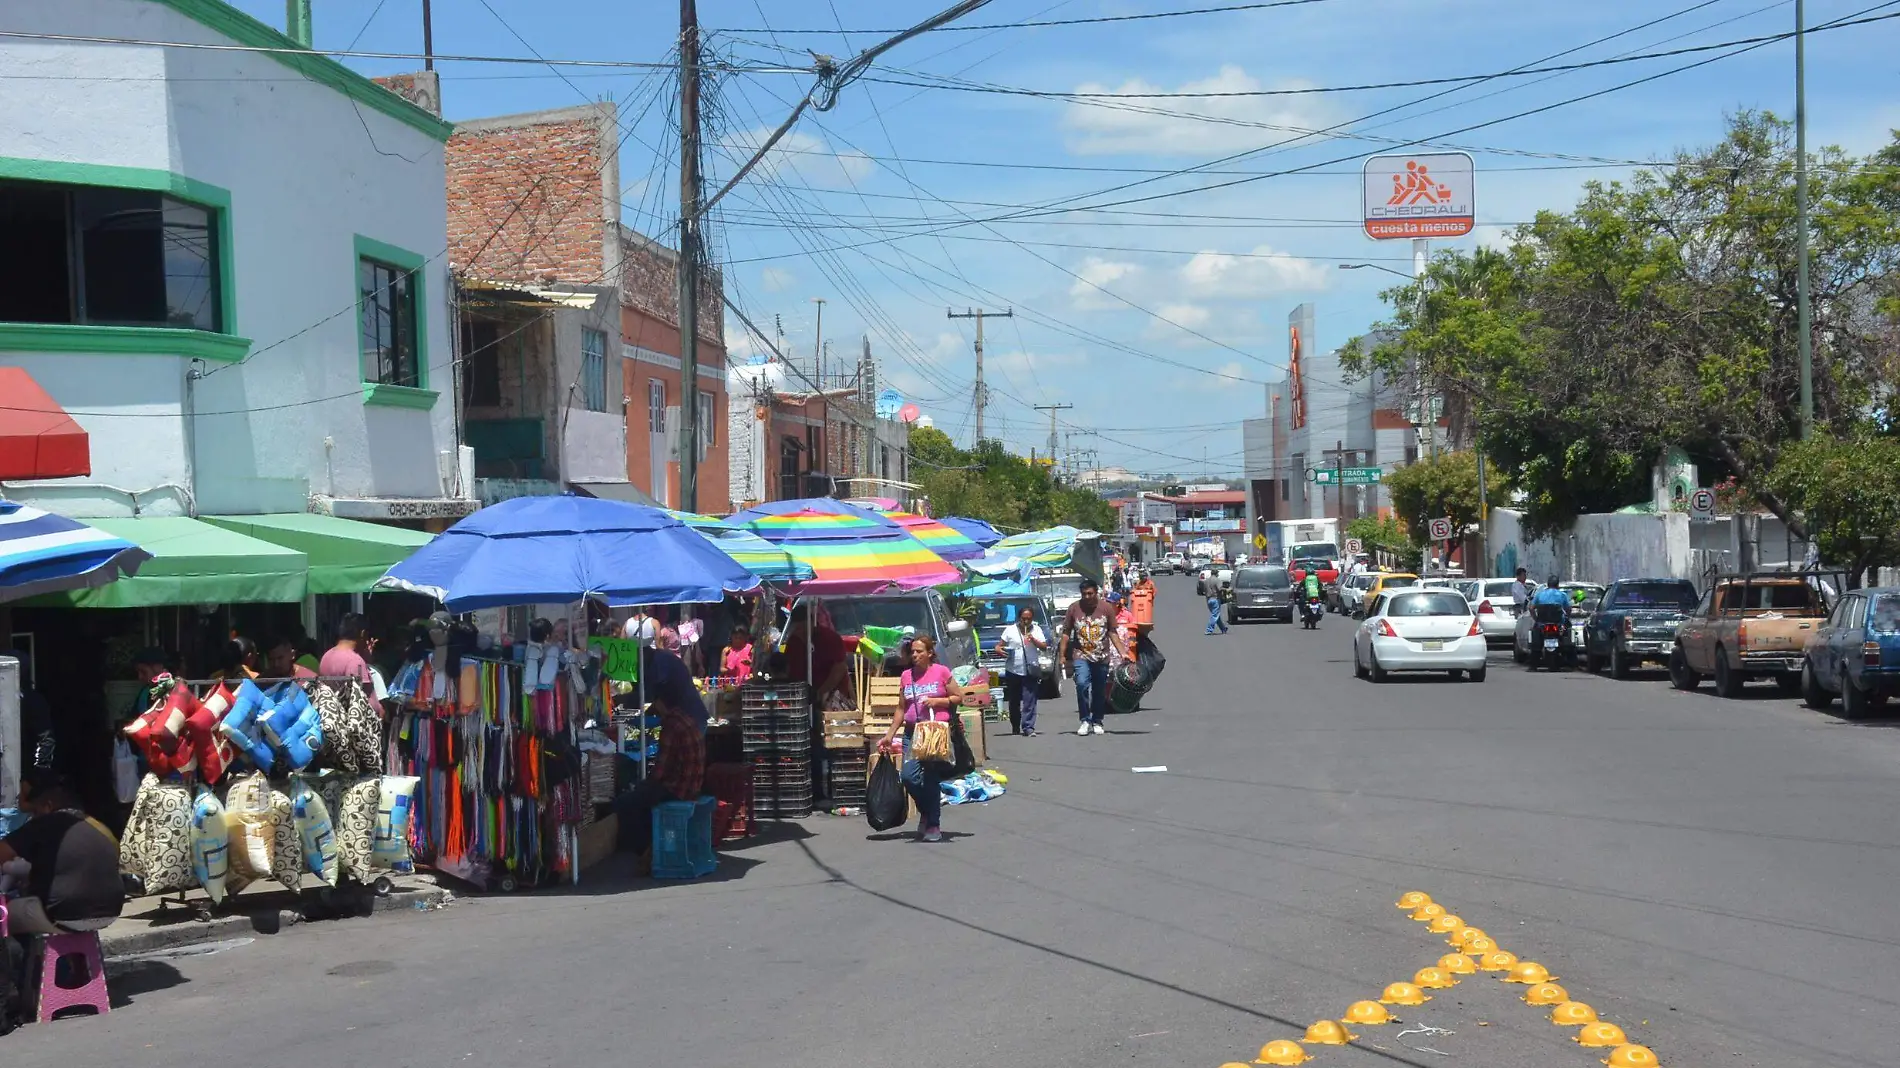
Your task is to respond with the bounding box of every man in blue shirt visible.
[1532,575,1572,607]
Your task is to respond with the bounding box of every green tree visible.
[1381,451,1500,548]
[1345,112,1900,537]
[1764,433,1900,585]
[1345,514,1417,569]
[906,427,1116,533]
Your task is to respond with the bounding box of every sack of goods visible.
[1114,659,1154,695]
[865,752,908,832]
[1135,634,1167,683]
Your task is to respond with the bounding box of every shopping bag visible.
[866,751,907,832]
[911,720,953,763]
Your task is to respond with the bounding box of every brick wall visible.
[619,227,725,348]
[446,104,617,284]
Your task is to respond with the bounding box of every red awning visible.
[0,368,90,480]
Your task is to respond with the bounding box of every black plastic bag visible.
[1136,633,1167,683]
[866,751,908,831]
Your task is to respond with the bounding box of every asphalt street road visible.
[10,575,1900,1068]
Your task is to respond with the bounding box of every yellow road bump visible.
[1411,902,1447,923]
[1446,925,1486,949]
[1344,1000,1395,1025]
[1413,966,1460,989]
[1602,1043,1660,1067]
[1380,981,1431,1006]
[1437,952,1478,975]
[1501,960,1555,984]
[1576,1022,1629,1048]
[1478,950,1519,972]
[1462,935,1501,956]
[1427,913,1465,935]
[1396,891,1433,910]
[1252,1039,1312,1065]
[1521,982,1569,1006]
[1550,1001,1600,1026]
[1302,1020,1355,1046]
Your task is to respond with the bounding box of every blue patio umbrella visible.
[0,499,152,603]
[941,516,1004,549]
[377,495,760,611]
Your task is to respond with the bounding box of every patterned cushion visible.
[321,775,379,882]
[121,776,195,894]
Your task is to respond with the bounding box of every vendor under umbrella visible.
[612,646,707,871]
[780,607,848,704]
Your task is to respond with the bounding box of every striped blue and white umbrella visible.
[0,500,152,603]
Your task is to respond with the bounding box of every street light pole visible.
[1795,0,1815,440]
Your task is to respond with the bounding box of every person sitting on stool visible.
[612,647,707,871]
[1,773,124,938]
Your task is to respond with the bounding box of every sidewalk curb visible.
[102,885,452,959]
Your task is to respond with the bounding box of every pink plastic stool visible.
[31,930,111,1022]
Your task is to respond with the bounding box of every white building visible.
[0,0,468,524]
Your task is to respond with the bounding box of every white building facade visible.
[0,0,468,522]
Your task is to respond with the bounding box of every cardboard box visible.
[578,812,619,871]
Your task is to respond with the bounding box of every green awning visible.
[47,516,308,607]
[202,513,433,594]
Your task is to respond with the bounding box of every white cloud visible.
[1068,256,1139,310]
[724,128,872,188]
[759,266,795,293]
[1155,302,1212,329]
[1062,65,1336,157]
[1179,246,1330,297]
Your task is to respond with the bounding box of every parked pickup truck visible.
[1582,578,1700,678]
[1669,574,1833,698]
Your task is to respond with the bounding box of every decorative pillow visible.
[321,775,379,882]
[338,684,386,774]
[189,787,231,906]
[218,680,277,773]
[224,773,275,883]
[261,683,308,745]
[290,776,338,887]
[267,786,303,893]
[120,775,196,894]
[372,775,420,873]
[280,694,324,772]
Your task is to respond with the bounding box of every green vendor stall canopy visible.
[44,516,309,608]
[202,513,434,595]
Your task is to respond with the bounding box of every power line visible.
[715,0,1342,34]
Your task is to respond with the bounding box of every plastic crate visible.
[713,797,755,841]
[651,796,717,879]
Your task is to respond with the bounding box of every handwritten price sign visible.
[588,636,642,683]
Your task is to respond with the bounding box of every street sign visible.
[1344,537,1364,555]
[1427,517,1454,541]
[1689,487,1717,523]
[1253,533,1267,551]
[1362,152,1476,240]
[1309,467,1382,485]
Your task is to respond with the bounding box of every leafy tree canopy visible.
[907,427,1118,534]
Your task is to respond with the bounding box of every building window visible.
[807,425,822,470]
[461,318,502,407]
[779,435,801,499]
[696,392,715,460]
[581,328,608,413]
[360,258,419,387]
[648,379,666,434]
[0,179,221,331]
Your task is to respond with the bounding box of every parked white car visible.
[1467,577,1526,647]
[1335,572,1377,615]
[1353,588,1489,682]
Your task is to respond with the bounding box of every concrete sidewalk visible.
[100,874,454,958]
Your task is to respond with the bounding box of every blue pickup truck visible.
[1582,578,1700,678]
[1801,585,1900,718]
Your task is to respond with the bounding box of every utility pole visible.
[421,0,434,70]
[946,307,1011,444]
[1795,0,1814,440]
[676,0,703,511]
[1335,439,1345,522]
[811,297,826,388]
[1413,238,1436,460]
[1034,403,1072,475]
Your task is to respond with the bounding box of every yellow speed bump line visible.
[1550,1001,1600,1026]
[1576,1022,1629,1048]
[1251,1039,1311,1065]
[1427,913,1465,935]
[1446,925,1486,948]
[1522,982,1569,1006]
[1603,1044,1661,1067]
[1462,935,1501,956]
[1501,960,1555,984]
[1411,902,1447,923]
[1413,966,1460,989]
[1478,949,1519,972]
[1343,1000,1395,1025]
[1437,952,1478,975]
[1302,1020,1355,1045]
[1380,981,1431,1006]
[1396,891,1433,910]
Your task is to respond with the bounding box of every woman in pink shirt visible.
[875,636,965,842]
[721,626,755,682]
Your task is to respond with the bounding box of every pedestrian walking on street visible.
[1510,568,1532,614]
[875,635,965,842]
[1199,569,1230,635]
[1059,579,1126,736]
[995,606,1048,736]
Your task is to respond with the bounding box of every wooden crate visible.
[578,813,619,871]
[822,707,867,749]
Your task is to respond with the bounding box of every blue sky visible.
[231,0,1899,476]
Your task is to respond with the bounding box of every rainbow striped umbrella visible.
[661,509,814,585]
[732,498,960,594]
[845,502,986,562]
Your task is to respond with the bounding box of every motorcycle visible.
[1526,603,1575,670]
[1300,595,1325,630]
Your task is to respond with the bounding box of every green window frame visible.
[354,235,437,409]
[0,157,247,362]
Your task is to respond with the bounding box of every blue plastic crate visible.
[650,795,718,879]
